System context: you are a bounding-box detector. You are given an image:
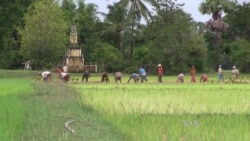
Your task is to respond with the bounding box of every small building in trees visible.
[64,24,84,72]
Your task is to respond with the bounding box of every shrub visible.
[124,66,138,74]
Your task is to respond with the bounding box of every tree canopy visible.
[19,0,68,69]
[1,0,250,73]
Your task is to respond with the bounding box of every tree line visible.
[0,0,250,73]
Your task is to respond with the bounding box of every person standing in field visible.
[101,72,110,82]
[39,71,51,82]
[176,73,185,83]
[190,65,196,83]
[157,64,163,83]
[232,66,240,80]
[139,66,147,83]
[82,70,90,82]
[114,72,122,83]
[62,65,68,73]
[127,73,140,83]
[200,74,208,83]
[218,64,224,82]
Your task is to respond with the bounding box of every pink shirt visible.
[115,72,122,77]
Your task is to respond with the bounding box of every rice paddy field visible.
[0,69,250,141]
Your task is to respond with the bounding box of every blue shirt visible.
[139,68,146,76]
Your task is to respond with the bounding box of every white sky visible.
[85,0,248,23]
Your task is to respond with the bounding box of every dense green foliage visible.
[228,40,250,72]
[0,0,250,73]
[19,0,68,69]
[144,9,207,73]
[0,0,35,68]
[200,1,250,71]
[222,2,250,72]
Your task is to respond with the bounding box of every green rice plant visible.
[0,78,34,140]
[1,70,250,141]
[71,77,75,82]
[0,78,35,96]
[75,77,79,82]
[76,83,250,114]
[75,82,250,141]
[0,95,25,141]
[0,69,38,78]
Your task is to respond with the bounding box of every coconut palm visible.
[98,3,132,57]
[118,0,156,22]
[199,0,235,63]
[118,0,157,59]
[59,0,77,20]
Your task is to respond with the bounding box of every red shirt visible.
[191,68,196,75]
[202,74,208,80]
[158,67,163,75]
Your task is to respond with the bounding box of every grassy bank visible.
[0,70,126,141]
[17,82,126,141]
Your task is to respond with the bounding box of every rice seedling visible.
[75,81,250,141]
[1,69,250,141]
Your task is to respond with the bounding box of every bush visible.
[104,62,123,73]
[124,66,138,74]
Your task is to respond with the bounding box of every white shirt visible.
[218,68,223,74]
[63,66,68,72]
[41,71,50,78]
[232,69,239,75]
[61,72,68,78]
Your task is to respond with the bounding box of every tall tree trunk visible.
[117,32,123,57]
[119,33,123,57]
[130,4,136,59]
[131,23,134,59]
[215,31,222,64]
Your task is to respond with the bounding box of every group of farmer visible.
[217,64,240,82]
[38,64,239,83]
[157,64,239,83]
[38,65,148,83]
[97,66,148,83]
[38,65,70,83]
[177,64,240,83]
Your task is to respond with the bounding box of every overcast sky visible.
[85,0,248,22]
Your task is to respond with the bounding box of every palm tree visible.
[98,3,132,57]
[59,0,77,20]
[199,0,235,63]
[118,0,156,59]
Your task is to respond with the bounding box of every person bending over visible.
[200,74,208,83]
[58,69,70,83]
[39,71,51,82]
[101,72,110,82]
[127,73,140,83]
[82,70,90,82]
[114,72,122,83]
[176,73,185,83]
